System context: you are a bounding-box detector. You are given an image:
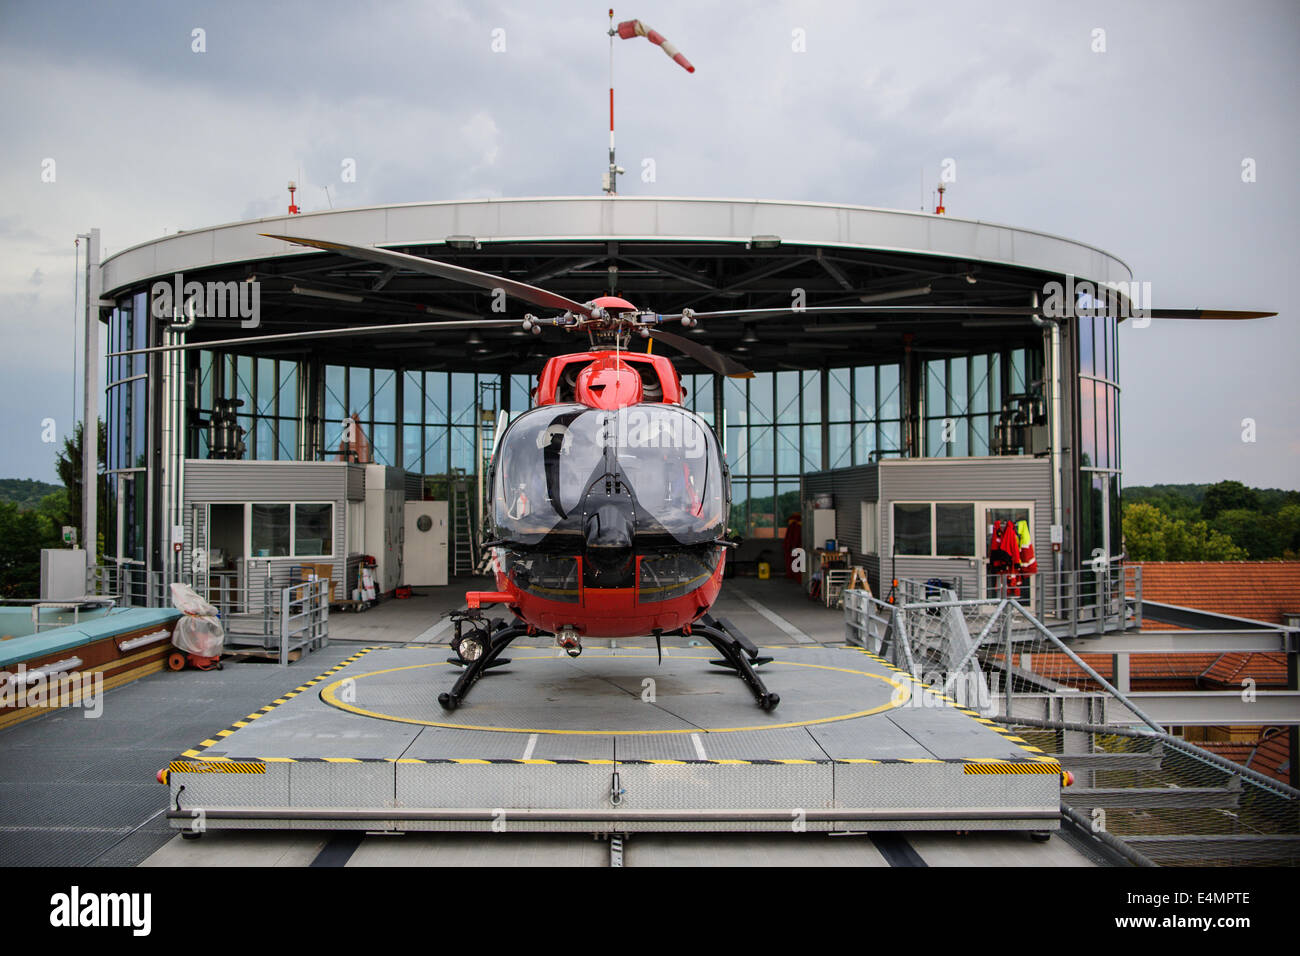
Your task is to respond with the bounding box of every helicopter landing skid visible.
[684,615,780,712]
[438,616,531,712]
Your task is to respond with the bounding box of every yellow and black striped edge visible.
[163,754,1060,769]
[850,646,1060,766]
[164,647,385,774]
[167,760,266,775]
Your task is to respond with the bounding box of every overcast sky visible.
[1,0,1296,489]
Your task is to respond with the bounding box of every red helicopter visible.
[112,232,1274,712]
[246,237,787,708]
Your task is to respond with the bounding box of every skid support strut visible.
[682,614,779,711]
[439,614,532,711]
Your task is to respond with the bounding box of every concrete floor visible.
[0,574,1104,867]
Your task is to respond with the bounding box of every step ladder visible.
[451,479,477,575]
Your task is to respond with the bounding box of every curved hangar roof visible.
[100,197,1132,374]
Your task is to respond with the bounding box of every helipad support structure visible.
[163,644,1063,833]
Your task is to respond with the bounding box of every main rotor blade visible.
[647,328,753,378]
[669,305,1044,321]
[107,318,521,357]
[1140,309,1276,320]
[664,305,1277,322]
[262,234,596,318]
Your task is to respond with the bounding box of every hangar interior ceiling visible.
[172,240,1051,374]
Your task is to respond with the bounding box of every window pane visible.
[926,417,947,458]
[349,367,370,417]
[776,371,800,424]
[878,365,901,419]
[776,425,800,474]
[853,420,876,465]
[829,368,851,420]
[325,365,346,423]
[936,503,974,556]
[423,426,448,474]
[278,420,297,460]
[426,372,449,423]
[373,369,396,421]
[749,372,773,424]
[295,503,333,556]
[451,426,475,473]
[251,504,290,556]
[371,424,395,466]
[451,373,476,425]
[853,366,875,419]
[404,371,423,423]
[729,481,748,536]
[879,420,901,457]
[894,503,931,556]
[926,360,946,417]
[802,423,822,471]
[749,482,775,538]
[1080,378,1097,468]
[829,423,850,468]
[801,370,821,423]
[404,425,423,470]
[1078,315,1094,377]
[750,425,774,474]
[692,374,714,424]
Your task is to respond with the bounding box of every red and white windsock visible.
[615,18,695,72]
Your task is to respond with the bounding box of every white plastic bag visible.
[170,582,225,658]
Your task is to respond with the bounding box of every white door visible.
[404,501,448,587]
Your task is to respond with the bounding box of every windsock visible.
[616,19,695,72]
[1016,519,1037,576]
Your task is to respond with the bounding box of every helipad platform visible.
[162,644,1063,833]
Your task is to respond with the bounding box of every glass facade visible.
[105,293,148,562]
[104,279,1109,574]
[1078,313,1122,562]
[922,349,1029,457]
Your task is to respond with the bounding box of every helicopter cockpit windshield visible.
[491,402,726,549]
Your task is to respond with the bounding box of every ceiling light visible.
[292,285,364,303]
[858,285,931,304]
[802,323,878,333]
[741,327,759,344]
[446,235,479,250]
[748,235,781,249]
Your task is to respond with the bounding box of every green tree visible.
[1212,508,1299,559]
[53,419,110,559]
[0,502,61,598]
[1121,503,1168,560]
[1122,502,1247,561]
[1201,480,1259,520]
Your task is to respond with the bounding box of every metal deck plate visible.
[165,645,1063,833]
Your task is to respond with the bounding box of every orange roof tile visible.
[1199,653,1290,688]
[1200,729,1292,787]
[1130,562,1300,625]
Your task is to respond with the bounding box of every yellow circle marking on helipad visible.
[319,654,911,735]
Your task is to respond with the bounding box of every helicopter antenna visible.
[605,10,619,195]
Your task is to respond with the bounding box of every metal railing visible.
[87,565,169,608]
[276,578,330,665]
[843,588,1299,866]
[895,562,1142,638]
[86,564,330,665]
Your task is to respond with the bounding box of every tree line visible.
[1122,480,1300,562]
[0,422,108,598]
